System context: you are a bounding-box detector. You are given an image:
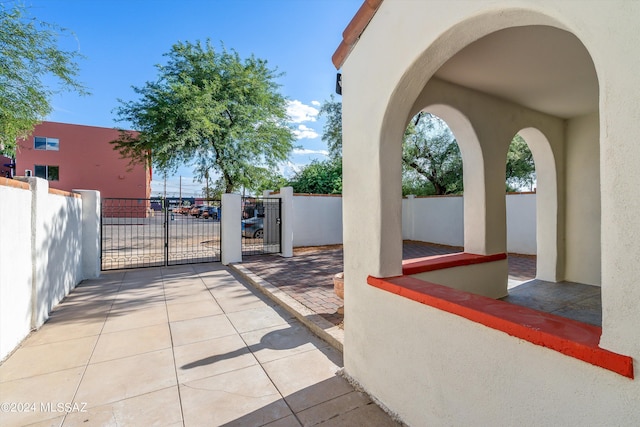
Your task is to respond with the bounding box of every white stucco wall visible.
[410,259,508,298]
[505,193,537,255]
[292,195,343,247]
[402,195,464,247]
[0,178,98,360]
[340,0,640,424]
[564,113,601,285]
[38,192,83,326]
[0,182,33,361]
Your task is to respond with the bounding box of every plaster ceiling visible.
[434,25,598,119]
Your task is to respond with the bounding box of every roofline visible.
[332,0,384,70]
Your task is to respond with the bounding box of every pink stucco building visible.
[15,121,150,199]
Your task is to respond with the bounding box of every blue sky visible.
[25,0,361,197]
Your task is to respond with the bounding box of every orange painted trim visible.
[49,188,81,198]
[0,177,29,190]
[332,0,384,69]
[402,252,507,276]
[367,275,634,378]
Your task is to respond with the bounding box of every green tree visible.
[506,134,536,191]
[112,40,294,193]
[402,113,463,195]
[0,4,88,155]
[288,158,342,194]
[317,99,536,195]
[319,95,342,159]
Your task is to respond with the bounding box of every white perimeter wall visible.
[292,195,343,247]
[292,193,536,254]
[0,181,33,361]
[0,178,99,361]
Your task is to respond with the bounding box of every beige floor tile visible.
[166,299,223,322]
[314,402,400,426]
[90,323,172,363]
[215,292,274,313]
[263,415,303,427]
[47,303,112,324]
[0,367,83,427]
[63,386,182,427]
[75,349,176,408]
[21,415,65,427]
[169,314,237,347]
[173,334,257,383]
[241,323,330,364]
[113,288,167,306]
[261,349,350,413]
[226,306,292,334]
[180,364,291,427]
[296,390,372,426]
[102,305,168,333]
[0,336,97,382]
[164,286,212,304]
[23,318,106,347]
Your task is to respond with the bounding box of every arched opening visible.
[390,25,600,308]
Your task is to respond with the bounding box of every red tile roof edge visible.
[332,0,384,69]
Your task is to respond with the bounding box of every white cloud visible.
[311,100,321,107]
[287,100,319,123]
[292,124,319,140]
[293,148,329,156]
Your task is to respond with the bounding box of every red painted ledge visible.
[367,275,634,378]
[402,252,507,276]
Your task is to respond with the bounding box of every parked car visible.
[202,206,220,220]
[241,217,263,238]
[189,205,205,217]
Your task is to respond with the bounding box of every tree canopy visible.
[112,40,294,193]
[402,113,463,195]
[288,157,342,194]
[319,95,342,159]
[302,98,536,195]
[0,3,87,155]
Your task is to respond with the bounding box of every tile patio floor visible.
[240,241,540,327]
[0,265,399,427]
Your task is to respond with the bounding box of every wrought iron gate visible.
[241,197,282,256]
[101,198,222,270]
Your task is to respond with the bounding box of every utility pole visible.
[179,176,182,206]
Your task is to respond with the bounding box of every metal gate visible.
[241,197,281,256]
[101,198,222,270]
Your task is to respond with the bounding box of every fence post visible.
[221,193,242,265]
[73,190,101,278]
[279,186,293,258]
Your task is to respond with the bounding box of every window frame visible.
[34,165,59,181]
[34,137,60,151]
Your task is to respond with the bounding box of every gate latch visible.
[276,217,281,225]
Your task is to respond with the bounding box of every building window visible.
[34,137,59,151]
[34,165,59,181]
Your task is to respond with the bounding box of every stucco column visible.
[26,177,49,328]
[343,98,403,280]
[278,186,293,258]
[221,193,241,265]
[73,190,101,279]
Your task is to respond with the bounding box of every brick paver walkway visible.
[241,242,537,327]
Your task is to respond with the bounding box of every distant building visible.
[15,121,150,199]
